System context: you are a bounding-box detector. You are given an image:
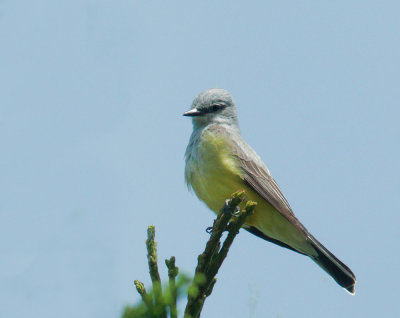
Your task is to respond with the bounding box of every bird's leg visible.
[206,200,242,234]
[222,199,241,216]
[231,205,241,217]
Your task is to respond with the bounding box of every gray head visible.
[183,88,239,129]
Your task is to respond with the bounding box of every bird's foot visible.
[206,226,213,234]
[223,199,241,216]
[231,206,241,216]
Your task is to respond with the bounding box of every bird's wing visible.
[219,128,311,238]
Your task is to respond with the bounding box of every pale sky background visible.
[1,1,399,317]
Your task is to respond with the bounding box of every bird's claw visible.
[224,200,241,216]
[231,205,241,216]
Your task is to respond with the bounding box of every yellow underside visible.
[186,130,314,255]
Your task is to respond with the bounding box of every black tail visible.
[245,226,356,293]
[308,235,356,294]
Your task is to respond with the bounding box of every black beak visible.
[183,108,202,117]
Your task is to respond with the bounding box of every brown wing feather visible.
[205,124,308,236]
[230,140,312,240]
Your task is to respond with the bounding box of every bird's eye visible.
[210,105,220,112]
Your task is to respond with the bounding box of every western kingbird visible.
[184,88,356,294]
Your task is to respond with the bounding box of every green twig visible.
[134,280,153,309]
[134,280,147,298]
[165,257,179,318]
[210,201,257,278]
[146,226,166,318]
[146,226,161,284]
[184,191,257,318]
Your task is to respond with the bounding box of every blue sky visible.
[1,1,399,317]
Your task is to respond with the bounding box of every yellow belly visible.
[185,130,314,255]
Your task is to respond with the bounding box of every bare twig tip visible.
[134,280,146,296]
[147,226,155,238]
[245,201,257,213]
[230,190,246,206]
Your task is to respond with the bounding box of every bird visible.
[183,88,356,294]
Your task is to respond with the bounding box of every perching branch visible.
[124,191,256,318]
[184,191,257,318]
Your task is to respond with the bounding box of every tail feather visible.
[308,235,356,294]
[245,225,357,293]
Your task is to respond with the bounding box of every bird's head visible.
[183,88,239,128]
